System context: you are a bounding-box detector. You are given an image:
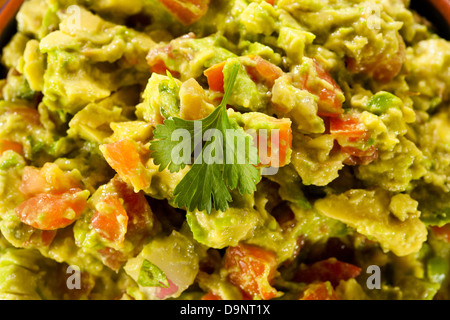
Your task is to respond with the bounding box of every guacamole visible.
[0,0,449,300]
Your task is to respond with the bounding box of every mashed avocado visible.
[0,0,449,301]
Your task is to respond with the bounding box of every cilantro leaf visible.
[150,63,261,214]
[150,117,196,173]
[137,259,169,288]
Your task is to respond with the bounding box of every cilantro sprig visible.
[150,63,261,214]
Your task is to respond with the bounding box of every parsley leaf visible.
[150,63,261,213]
[137,259,169,288]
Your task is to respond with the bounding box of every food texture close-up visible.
[0,0,449,301]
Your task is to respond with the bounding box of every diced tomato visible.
[329,114,378,165]
[346,34,406,83]
[201,291,222,300]
[204,61,226,93]
[341,145,379,166]
[0,139,23,155]
[293,258,362,287]
[19,163,83,197]
[100,139,151,192]
[225,243,281,300]
[330,115,368,142]
[299,282,340,300]
[297,59,344,117]
[23,229,57,248]
[8,107,41,126]
[431,224,450,242]
[92,194,129,247]
[16,188,88,230]
[111,177,154,236]
[265,0,275,5]
[204,56,283,93]
[40,230,57,246]
[256,118,292,168]
[158,0,210,25]
[151,59,172,75]
[147,34,195,77]
[147,44,181,77]
[246,55,283,88]
[97,247,128,272]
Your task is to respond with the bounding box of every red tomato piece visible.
[346,34,406,83]
[204,56,283,93]
[23,230,57,248]
[246,55,283,88]
[341,145,379,166]
[329,114,379,165]
[298,59,344,117]
[147,44,181,77]
[101,139,151,192]
[256,118,292,168]
[19,163,83,197]
[204,61,226,93]
[201,291,222,300]
[0,139,23,155]
[225,243,281,300]
[16,188,88,230]
[158,0,210,25]
[8,106,41,126]
[330,115,368,141]
[299,282,340,300]
[431,224,450,242]
[91,194,129,246]
[293,258,362,287]
[97,247,128,272]
[111,177,154,236]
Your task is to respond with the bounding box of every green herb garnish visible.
[137,259,169,288]
[150,63,261,214]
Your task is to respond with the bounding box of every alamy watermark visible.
[66,265,81,290]
[366,265,381,290]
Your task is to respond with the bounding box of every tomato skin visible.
[158,0,210,25]
[224,243,281,300]
[16,188,88,231]
[293,258,362,287]
[299,282,340,300]
[0,139,23,155]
